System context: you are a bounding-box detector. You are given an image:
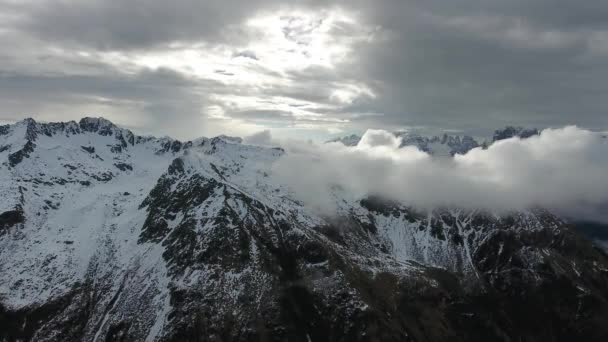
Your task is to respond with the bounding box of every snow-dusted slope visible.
[0,118,186,340]
[1,118,607,342]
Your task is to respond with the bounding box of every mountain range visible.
[1,118,607,341]
[326,126,540,156]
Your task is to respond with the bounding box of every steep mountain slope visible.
[1,118,607,342]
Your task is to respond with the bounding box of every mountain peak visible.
[13,117,39,141]
[492,126,539,142]
[214,134,243,144]
[17,117,37,125]
[78,116,118,133]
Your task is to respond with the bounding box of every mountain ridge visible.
[1,117,607,341]
[326,126,541,156]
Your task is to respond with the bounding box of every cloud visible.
[233,50,259,60]
[4,0,291,50]
[335,0,608,132]
[357,129,402,149]
[272,126,608,221]
[1,0,608,137]
[243,129,273,146]
[0,66,214,139]
[0,1,373,137]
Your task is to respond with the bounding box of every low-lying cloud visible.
[272,126,608,221]
[243,129,273,146]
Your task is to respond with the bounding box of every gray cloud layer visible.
[341,0,608,132]
[1,0,607,138]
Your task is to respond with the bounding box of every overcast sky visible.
[1,0,608,140]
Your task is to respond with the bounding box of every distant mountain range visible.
[1,118,607,341]
[327,126,540,156]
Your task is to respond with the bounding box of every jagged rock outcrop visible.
[492,126,539,142]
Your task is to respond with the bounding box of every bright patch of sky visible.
[89,8,376,139]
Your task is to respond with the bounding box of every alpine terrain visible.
[1,118,607,342]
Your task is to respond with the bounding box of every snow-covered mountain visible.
[327,126,541,156]
[1,118,607,342]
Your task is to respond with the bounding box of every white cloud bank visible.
[272,126,608,221]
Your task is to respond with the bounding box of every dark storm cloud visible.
[5,0,284,50]
[0,0,607,136]
[333,0,608,131]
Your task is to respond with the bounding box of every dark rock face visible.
[23,118,38,141]
[79,117,117,136]
[449,135,479,154]
[158,141,184,154]
[8,140,36,167]
[0,124,10,136]
[90,172,114,182]
[0,285,90,342]
[493,126,540,142]
[469,224,608,340]
[0,209,24,232]
[572,221,608,248]
[81,146,96,154]
[113,163,133,171]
